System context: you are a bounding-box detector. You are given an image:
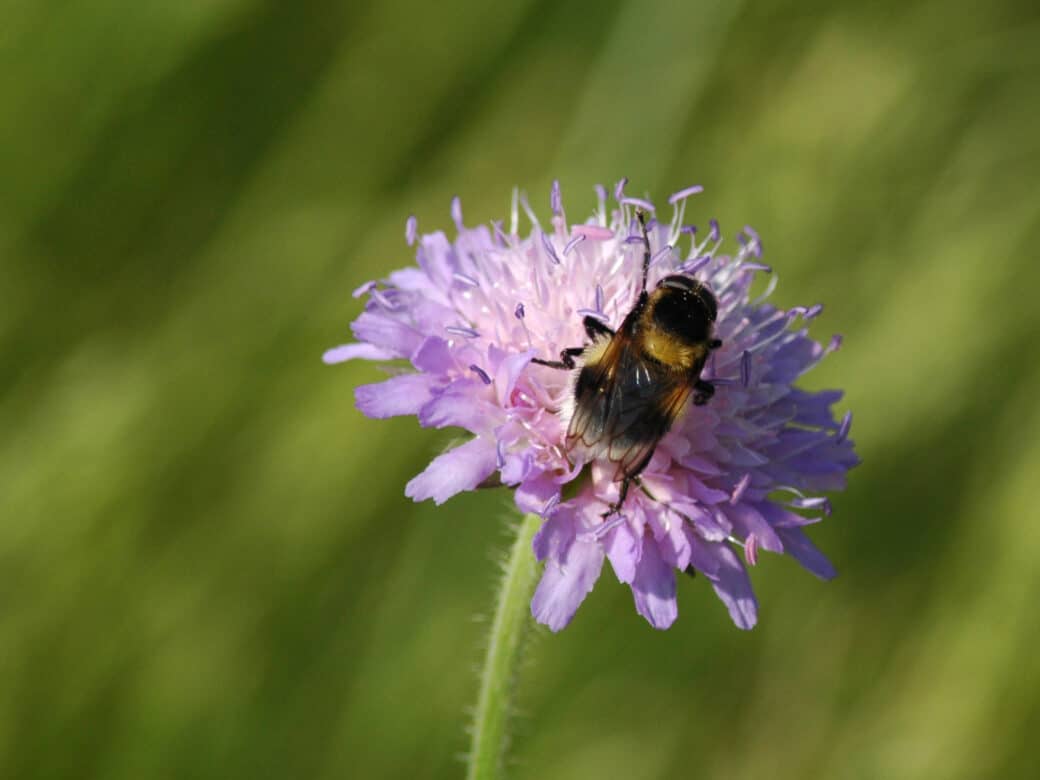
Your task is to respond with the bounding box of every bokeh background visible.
[3,0,1039,778]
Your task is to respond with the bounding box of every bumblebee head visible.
[648,275,718,345]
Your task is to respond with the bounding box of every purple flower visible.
[326,182,858,631]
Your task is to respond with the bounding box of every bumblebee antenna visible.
[637,210,651,294]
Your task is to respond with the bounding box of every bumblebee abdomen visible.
[641,330,708,372]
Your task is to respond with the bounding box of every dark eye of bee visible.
[651,275,718,343]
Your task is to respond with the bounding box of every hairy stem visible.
[467,513,541,780]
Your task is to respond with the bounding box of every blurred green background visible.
[2,0,1039,778]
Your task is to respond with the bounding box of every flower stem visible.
[467,512,541,780]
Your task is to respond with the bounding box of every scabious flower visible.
[325,180,858,631]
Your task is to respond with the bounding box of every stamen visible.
[827,334,843,353]
[788,496,831,514]
[572,224,615,241]
[614,177,629,202]
[623,235,645,245]
[496,439,507,469]
[451,196,464,231]
[550,180,562,215]
[540,232,561,264]
[510,188,519,236]
[595,284,604,312]
[446,325,480,339]
[453,272,480,288]
[542,493,560,516]
[650,245,673,266]
[469,364,492,385]
[743,225,763,257]
[562,234,585,255]
[730,472,751,504]
[709,219,721,242]
[518,191,541,229]
[492,219,508,246]
[679,255,711,275]
[744,533,760,566]
[680,225,698,235]
[836,411,853,444]
[668,184,704,204]
[352,280,377,299]
[621,196,655,212]
[514,303,525,320]
[370,289,399,310]
[405,215,418,246]
[804,303,823,319]
[741,350,751,387]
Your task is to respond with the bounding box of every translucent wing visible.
[566,335,693,481]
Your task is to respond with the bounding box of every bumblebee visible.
[532,213,721,515]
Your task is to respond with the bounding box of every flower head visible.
[326,181,858,631]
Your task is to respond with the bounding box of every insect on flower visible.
[532,211,723,520]
[326,180,858,631]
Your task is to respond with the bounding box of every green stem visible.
[466,512,542,780]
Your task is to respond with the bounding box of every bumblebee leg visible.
[582,315,614,339]
[601,477,634,519]
[637,211,651,293]
[531,346,584,371]
[693,379,715,406]
[708,338,722,350]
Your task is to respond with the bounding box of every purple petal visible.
[684,528,722,577]
[704,543,758,630]
[351,312,423,358]
[631,537,678,630]
[532,506,578,562]
[404,437,497,505]
[531,536,604,632]
[776,526,837,580]
[513,468,558,510]
[411,336,456,373]
[604,522,640,584]
[418,384,497,432]
[322,343,395,365]
[355,374,438,418]
[723,503,783,553]
[493,349,536,407]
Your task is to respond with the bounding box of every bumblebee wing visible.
[566,336,692,480]
[607,377,692,480]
